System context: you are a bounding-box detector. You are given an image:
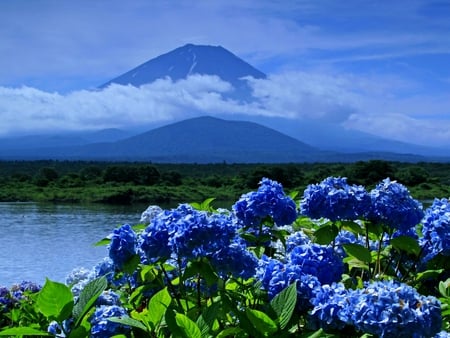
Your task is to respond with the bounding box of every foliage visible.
[1,176,450,337]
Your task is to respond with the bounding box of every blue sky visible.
[0,0,449,148]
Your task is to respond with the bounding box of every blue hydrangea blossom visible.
[300,177,370,221]
[89,305,130,338]
[420,198,450,264]
[256,256,321,311]
[342,280,442,338]
[108,224,137,269]
[368,178,424,233]
[233,178,297,227]
[289,243,343,285]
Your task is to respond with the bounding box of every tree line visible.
[0,160,449,203]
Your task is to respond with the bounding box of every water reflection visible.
[0,202,143,286]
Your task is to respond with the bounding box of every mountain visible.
[0,116,444,163]
[100,44,266,101]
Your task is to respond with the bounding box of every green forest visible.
[0,160,449,207]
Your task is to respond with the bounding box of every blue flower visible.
[140,205,163,223]
[344,280,442,338]
[168,208,237,259]
[289,243,343,285]
[233,178,297,227]
[140,209,173,262]
[285,230,311,253]
[90,305,130,338]
[420,198,450,264]
[368,178,424,232]
[256,256,321,312]
[96,290,121,306]
[310,283,349,331]
[211,239,258,279]
[300,177,370,221]
[108,224,137,269]
[140,204,239,263]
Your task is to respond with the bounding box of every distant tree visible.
[160,171,183,186]
[348,160,395,186]
[34,167,59,187]
[396,166,429,186]
[80,166,103,182]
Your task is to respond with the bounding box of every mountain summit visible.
[100,44,266,100]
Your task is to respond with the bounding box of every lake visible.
[0,202,148,286]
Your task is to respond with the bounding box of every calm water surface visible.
[0,202,146,286]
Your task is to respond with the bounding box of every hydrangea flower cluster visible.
[310,282,349,331]
[311,280,442,337]
[256,256,320,311]
[300,177,370,221]
[368,178,424,233]
[285,230,311,253]
[0,281,41,312]
[139,205,163,223]
[233,178,297,227]
[89,305,130,338]
[140,204,238,261]
[420,198,450,264]
[289,243,343,285]
[108,223,137,269]
[210,239,258,279]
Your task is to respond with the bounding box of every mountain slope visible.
[72,116,322,162]
[100,44,265,101]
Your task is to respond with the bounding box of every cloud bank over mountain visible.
[1,70,449,148]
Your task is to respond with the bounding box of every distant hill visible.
[1,116,445,163]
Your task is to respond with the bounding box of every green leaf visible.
[94,237,111,246]
[108,316,148,332]
[245,308,278,336]
[415,269,444,283]
[439,278,450,298]
[196,302,220,337]
[37,278,74,322]
[73,276,108,326]
[175,313,202,338]
[339,220,363,234]
[390,236,421,256]
[343,243,372,263]
[0,327,51,336]
[147,287,172,327]
[184,259,219,286]
[270,282,297,329]
[216,327,244,338]
[313,224,338,245]
[122,254,141,274]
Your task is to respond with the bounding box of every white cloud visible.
[1,70,449,149]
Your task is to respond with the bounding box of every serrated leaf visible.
[343,243,372,263]
[313,224,338,245]
[175,313,202,338]
[73,276,108,326]
[270,282,297,329]
[390,236,421,256]
[0,327,51,336]
[37,278,74,322]
[245,308,278,336]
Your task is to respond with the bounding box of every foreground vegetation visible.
[1,177,449,336]
[0,160,449,206]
